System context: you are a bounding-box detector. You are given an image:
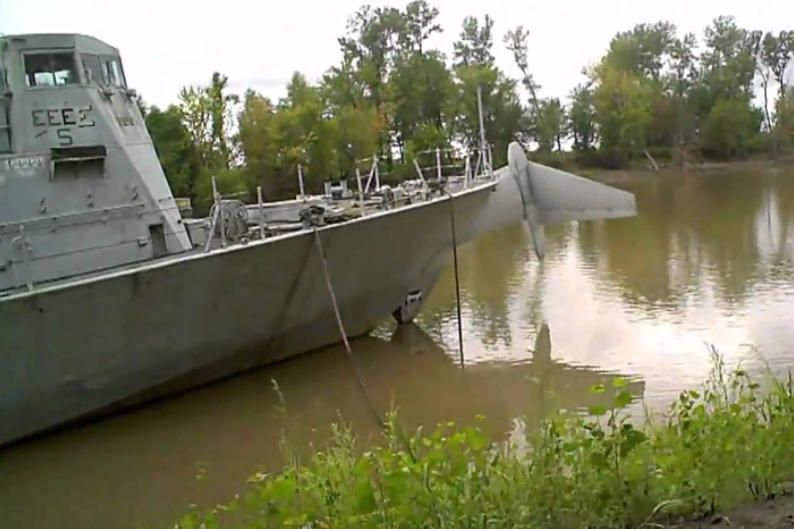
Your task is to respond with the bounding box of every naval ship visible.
[0,34,637,446]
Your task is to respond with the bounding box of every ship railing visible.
[412,145,494,191]
[11,225,34,291]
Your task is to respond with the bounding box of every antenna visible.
[476,86,492,178]
[297,164,306,200]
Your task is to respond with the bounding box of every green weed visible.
[170,354,794,529]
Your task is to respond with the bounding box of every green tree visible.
[535,98,565,152]
[776,86,794,148]
[698,17,759,108]
[759,31,794,133]
[451,14,522,165]
[453,64,523,166]
[610,22,676,80]
[389,51,452,160]
[592,61,654,162]
[504,26,541,114]
[206,72,239,169]
[453,15,495,67]
[568,84,596,151]
[274,73,340,194]
[145,105,200,198]
[701,97,761,158]
[667,33,699,158]
[400,0,442,54]
[178,85,213,168]
[237,90,278,196]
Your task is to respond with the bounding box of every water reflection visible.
[578,172,794,310]
[420,169,794,403]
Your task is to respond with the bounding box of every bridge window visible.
[81,54,104,86]
[103,57,126,88]
[24,52,78,87]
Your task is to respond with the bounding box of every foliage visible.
[568,84,596,151]
[701,97,762,159]
[145,3,794,196]
[169,355,794,529]
[592,61,654,161]
[535,98,565,152]
[453,15,495,67]
[178,73,238,171]
[145,105,199,198]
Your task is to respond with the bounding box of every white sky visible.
[2,0,793,109]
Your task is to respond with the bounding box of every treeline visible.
[140,2,794,205]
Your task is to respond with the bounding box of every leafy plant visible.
[167,354,794,529]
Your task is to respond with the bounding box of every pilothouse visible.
[0,34,191,293]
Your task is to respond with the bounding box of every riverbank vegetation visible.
[139,2,794,207]
[170,354,794,529]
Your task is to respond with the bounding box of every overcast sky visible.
[3,0,793,108]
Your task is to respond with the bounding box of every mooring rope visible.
[443,190,466,369]
[310,189,466,456]
[312,227,386,429]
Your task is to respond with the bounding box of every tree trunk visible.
[762,77,773,135]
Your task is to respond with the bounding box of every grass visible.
[170,352,794,529]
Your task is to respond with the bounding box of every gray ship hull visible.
[1,171,523,446]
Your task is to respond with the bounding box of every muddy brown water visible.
[2,169,794,529]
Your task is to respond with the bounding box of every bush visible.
[168,352,794,529]
[573,148,628,170]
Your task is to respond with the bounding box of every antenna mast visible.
[476,86,492,178]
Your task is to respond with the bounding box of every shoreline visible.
[670,487,794,528]
[166,359,794,529]
[582,156,794,184]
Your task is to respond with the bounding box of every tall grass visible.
[172,354,794,529]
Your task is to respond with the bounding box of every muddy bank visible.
[670,493,794,529]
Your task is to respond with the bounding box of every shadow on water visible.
[0,322,641,529]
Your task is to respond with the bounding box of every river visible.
[2,168,794,529]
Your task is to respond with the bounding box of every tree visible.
[400,0,442,55]
[452,64,523,166]
[776,86,794,148]
[453,15,495,67]
[206,72,239,169]
[450,13,523,165]
[237,90,279,195]
[178,85,213,168]
[568,84,596,151]
[149,4,794,191]
[610,22,677,81]
[339,5,404,111]
[337,5,405,162]
[760,31,794,129]
[700,16,759,103]
[178,72,238,171]
[389,51,453,159]
[701,97,761,158]
[504,26,541,114]
[592,61,654,162]
[145,105,200,198]
[535,98,565,152]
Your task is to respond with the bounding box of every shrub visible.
[169,354,794,529]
